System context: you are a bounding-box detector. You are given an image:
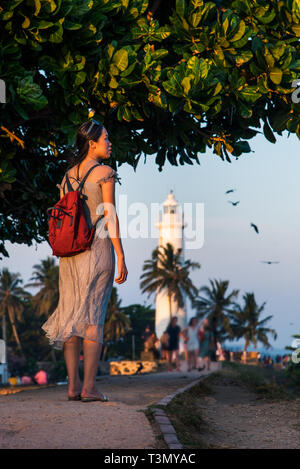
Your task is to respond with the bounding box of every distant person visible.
[8,375,18,386]
[145,332,160,359]
[183,328,189,363]
[166,316,181,372]
[199,319,214,371]
[21,374,33,385]
[142,325,152,351]
[34,369,48,385]
[184,317,204,372]
[216,341,225,361]
[275,355,282,364]
[160,330,169,360]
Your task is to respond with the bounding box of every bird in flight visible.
[260,261,280,264]
[225,189,236,194]
[228,200,240,206]
[250,223,259,233]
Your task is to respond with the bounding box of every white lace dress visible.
[41,166,121,350]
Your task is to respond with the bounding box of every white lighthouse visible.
[154,191,187,348]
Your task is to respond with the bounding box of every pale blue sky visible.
[2,131,300,349]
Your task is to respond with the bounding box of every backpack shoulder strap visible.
[78,164,101,193]
[62,172,74,195]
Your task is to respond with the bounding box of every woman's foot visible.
[80,385,108,401]
[67,381,82,399]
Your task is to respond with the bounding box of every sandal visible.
[68,394,81,401]
[80,393,109,402]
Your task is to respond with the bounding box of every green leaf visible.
[63,21,82,30]
[181,76,192,95]
[229,20,245,42]
[34,0,41,16]
[176,0,186,18]
[113,49,129,71]
[263,121,276,143]
[191,12,202,27]
[109,76,118,88]
[162,81,182,97]
[9,0,25,9]
[16,73,48,109]
[237,100,252,118]
[269,68,282,84]
[239,86,262,103]
[74,71,86,86]
[231,140,251,156]
[44,0,57,13]
[37,21,55,29]
[291,24,300,36]
[49,23,63,43]
[22,17,30,29]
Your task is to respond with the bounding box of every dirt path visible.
[0,363,217,449]
[197,380,300,449]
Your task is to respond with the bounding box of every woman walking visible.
[199,319,214,371]
[160,330,169,360]
[42,120,128,402]
[165,316,181,372]
[184,317,205,372]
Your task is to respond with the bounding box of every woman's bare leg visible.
[184,344,188,362]
[63,336,82,396]
[81,338,105,397]
[168,350,173,370]
[207,355,211,371]
[193,349,198,369]
[175,350,180,370]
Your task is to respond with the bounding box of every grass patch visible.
[220,362,296,401]
[147,362,298,449]
[144,407,169,449]
[162,378,214,449]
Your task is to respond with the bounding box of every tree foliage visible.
[0,0,300,256]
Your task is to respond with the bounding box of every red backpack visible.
[47,164,100,258]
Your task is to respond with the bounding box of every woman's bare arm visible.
[100,177,125,260]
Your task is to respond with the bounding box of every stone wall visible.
[109,360,158,376]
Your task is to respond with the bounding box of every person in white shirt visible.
[183,317,205,372]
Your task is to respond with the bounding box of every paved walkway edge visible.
[151,372,215,449]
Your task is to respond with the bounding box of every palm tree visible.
[192,279,240,352]
[230,292,277,361]
[102,287,131,361]
[0,268,30,355]
[140,242,200,320]
[25,257,59,318]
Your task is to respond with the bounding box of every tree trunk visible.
[7,306,23,354]
[211,315,217,361]
[243,340,247,364]
[2,314,7,363]
[168,291,172,320]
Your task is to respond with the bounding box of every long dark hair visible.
[188,316,198,327]
[167,316,178,329]
[66,120,104,172]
